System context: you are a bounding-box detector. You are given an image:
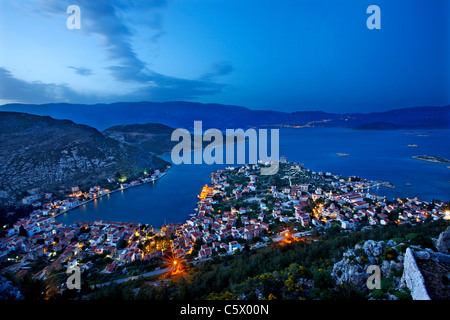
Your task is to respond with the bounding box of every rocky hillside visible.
[0,112,169,206]
[331,233,450,300]
[103,122,238,156]
[102,123,177,155]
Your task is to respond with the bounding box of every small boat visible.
[405,183,412,186]
[408,144,418,148]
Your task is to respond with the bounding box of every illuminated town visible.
[1,159,448,293]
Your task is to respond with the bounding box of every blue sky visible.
[0,0,448,113]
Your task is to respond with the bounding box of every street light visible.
[444,210,450,221]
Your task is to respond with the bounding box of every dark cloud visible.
[67,66,93,76]
[201,62,234,81]
[121,75,226,102]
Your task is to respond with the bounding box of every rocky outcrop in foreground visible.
[0,276,23,300]
[435,226,450,254]
[331,231,450,300]
[401,246,450,300]
[400,248,431,300]
[331,240,405,298]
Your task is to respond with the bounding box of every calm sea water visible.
[56,128,450,227]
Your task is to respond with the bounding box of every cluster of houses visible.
[119,170,161,190]
[0,212,162,280]
[19,170,164,218]
[317,190,445,229]
[169,185,269,260]
[166,165,277,260]
[264,164,448,230]
[21,185,109,211]
[209,163,449,240]
[0,170,168,277]
[1,167,167,280]
[169,162,450,261]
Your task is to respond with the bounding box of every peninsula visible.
[412,155,450,164]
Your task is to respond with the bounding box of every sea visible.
[55,127,450,227]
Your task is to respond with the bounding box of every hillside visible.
[0,102,448,131]
[0,112,169,206]
[103,122,247,156]
[102,123,177,155]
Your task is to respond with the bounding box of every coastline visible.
[50,128,450,228]
[411,155,450,164]
[158,134,247,157]
[53,169,170,221]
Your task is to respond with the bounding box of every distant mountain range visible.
[0,112,170,206]
[0,102,448,131]
[0,102,448,206]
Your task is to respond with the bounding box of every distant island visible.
[412,155,450,164]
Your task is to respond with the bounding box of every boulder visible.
[387,240,397,247]
[332,240,407,296]
[435,227,450,254]
[414,250,430,260]
[363,240,384,257]
[331,258,367,289]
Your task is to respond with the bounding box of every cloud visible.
[0,67,98,104]
[200,62,234,81]
[33,0,160,78]
[67,66,93,76]
[0,66,225,105]
[121,75,226,102]
[25,0,230,102]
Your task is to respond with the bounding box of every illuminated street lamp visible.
[163,249,186,276]
[444,210,450,225]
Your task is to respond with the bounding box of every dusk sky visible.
[0,0,448,113]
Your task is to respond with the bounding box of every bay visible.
[56,127,450,227]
